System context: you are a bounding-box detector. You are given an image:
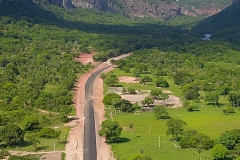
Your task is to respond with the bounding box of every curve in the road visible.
[83,64,112,160]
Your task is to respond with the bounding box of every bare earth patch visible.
[74,53,100,66]
[118,76,139,83]
[110,76,182,108]
[114,90,182,108]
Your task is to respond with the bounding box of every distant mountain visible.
[191,0,240,45]
[34,0,232,20]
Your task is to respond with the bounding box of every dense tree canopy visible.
[0,124,25,146]
[179,130,213,149]
[216,129,240,150]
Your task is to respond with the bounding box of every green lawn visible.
[112,105,240,160]
[105,68,240,160]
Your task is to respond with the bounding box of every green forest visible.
[0,0,240,159]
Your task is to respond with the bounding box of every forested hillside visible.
[191,0,240,46]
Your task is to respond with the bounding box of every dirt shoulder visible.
[65,61,110,160]
[93,67,116,160]
[66,53,131,160]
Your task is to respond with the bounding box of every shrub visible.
[102,93,121,105]
[38,128,61,139]
[223,107,235,115]
[127,87,136,94]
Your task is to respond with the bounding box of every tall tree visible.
[228,91,240,107]
[0,124,25,146]
[205,91,220,106]
[98,120,123,143]
[182,82,200,100]
[166,119,187,141]
[141,96,154,107]
[154,106,169,119]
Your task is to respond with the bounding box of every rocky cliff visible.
[181,3,227,17]
[41,0,232,20]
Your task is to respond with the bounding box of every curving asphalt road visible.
[83,64,112,160]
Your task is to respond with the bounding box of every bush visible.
[127,87,136,94]
[8,156,26,160]
[212,144,228,160]
[223,107,235,115]
[123,67,130,73]
[38,128,61,139]
[22,116,41,132]
[187,105,198,112]
[155,78,169,87]
[102,93,121,105]
[122,88,127,94]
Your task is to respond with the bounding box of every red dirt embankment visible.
[66,53,116,160]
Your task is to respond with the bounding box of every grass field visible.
[106,68,240,160]
[6,124,70,152]
[111,105,240,160]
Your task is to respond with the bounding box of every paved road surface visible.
[83,64,112,160]
[83,54,131,160]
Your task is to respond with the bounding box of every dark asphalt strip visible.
[83,64,112,160]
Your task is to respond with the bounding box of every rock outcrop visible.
[38,0,233,20]
[181,3,227,17]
